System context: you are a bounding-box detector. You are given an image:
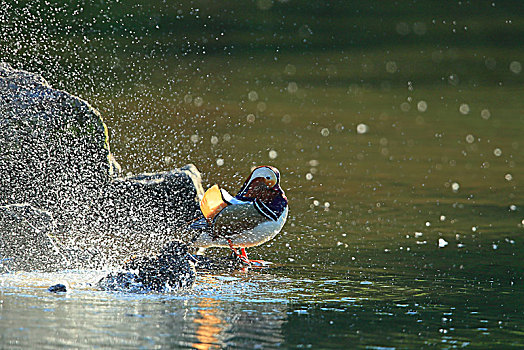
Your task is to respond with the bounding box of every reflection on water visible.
[193,298,224,350]
[1,266,522,348]
[0,271,291,348]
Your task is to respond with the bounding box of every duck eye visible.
[266,176,270,179]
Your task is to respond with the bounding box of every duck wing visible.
[212,202,268,239]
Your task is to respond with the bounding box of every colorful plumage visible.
[190,166,288,266]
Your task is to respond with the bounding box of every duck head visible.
[236,165,282,203]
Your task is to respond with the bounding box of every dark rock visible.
[1,204,69,273]
[87,165,204,262]
[97,240,196,292]
[48,283,67,293]
[0,203,100,272]
[0,63,204,270]
[0,62,117,222]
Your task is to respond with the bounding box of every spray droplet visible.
[438,238,449,248]
[287,82,298,93]
[417,100,427,112]
[193,97,204,107]
[356,123,369,134]
[509,61,522,74]
[248,91,258,101]
[459,104,470,115]
[190,134,200,143]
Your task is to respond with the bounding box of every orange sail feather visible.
[200,184,228,222]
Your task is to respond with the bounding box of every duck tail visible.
[186,217,210,245]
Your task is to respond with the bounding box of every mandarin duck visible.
[189,165,288,267]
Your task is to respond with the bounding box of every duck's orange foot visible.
[226,240,273,269]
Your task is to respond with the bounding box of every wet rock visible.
[97,240,196,292]
[88,165,204,262]
[0,62,117,223]
[0,204,70,272]
[0,203,101,272]
[0,63,204,269]
[48,283,67,293]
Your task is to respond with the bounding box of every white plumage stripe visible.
[220,188,246,205]
[253,199,278,221]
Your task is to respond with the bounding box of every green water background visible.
[1,1,523,348]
